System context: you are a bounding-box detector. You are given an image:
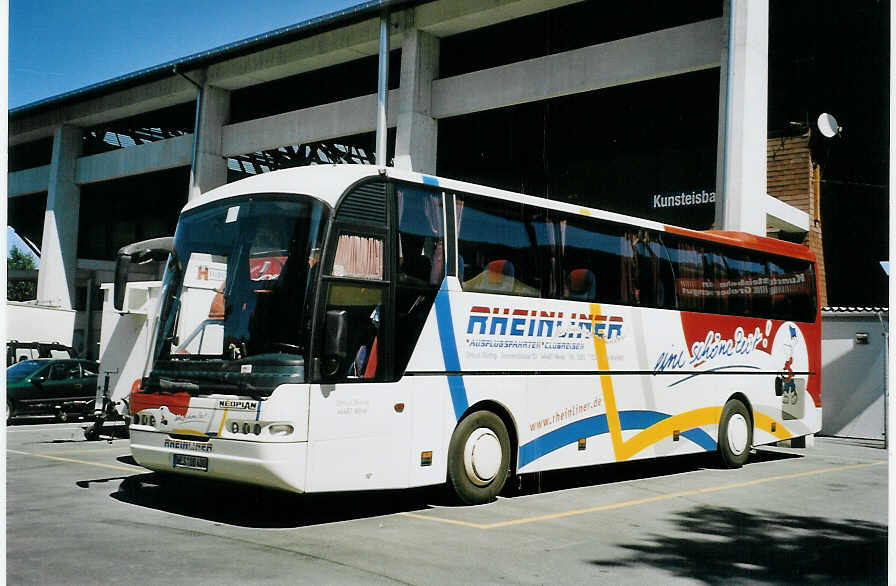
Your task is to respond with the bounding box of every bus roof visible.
[185,164,815,262]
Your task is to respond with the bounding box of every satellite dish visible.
[817,113,841,138]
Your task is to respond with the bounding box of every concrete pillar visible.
[37,124,82,309]
[394,28,439,174]
[189,82,230,200]
[715,0,768,235]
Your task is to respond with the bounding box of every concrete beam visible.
[9,76,197,146]
[415,0,581,37]
[766,193,809,233]
[431,18,722,119]
[8,165,50,197]
[206,17,407,91]
[206,0,578,89]
[75,134,193,185]
[222,89,399,157]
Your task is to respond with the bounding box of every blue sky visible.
[9,0,362,109]
[8,1,363,262]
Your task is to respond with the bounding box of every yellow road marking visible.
[7,449,141,473]
[400,513,488,529]
[31,447,128,455]
[401,460,886,530]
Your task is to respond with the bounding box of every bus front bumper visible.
[129,429,307,492]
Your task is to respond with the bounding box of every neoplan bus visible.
[116,165,821,505]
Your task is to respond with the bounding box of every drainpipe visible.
[375,10,390,167]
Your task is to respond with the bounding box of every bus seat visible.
[568,268,596,301]
[484,260,515,292]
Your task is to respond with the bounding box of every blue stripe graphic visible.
[518,409,718,468]
[519,415,609,468]
[680,429,717,451]
[422,175,439,186]
[434,288,468,420]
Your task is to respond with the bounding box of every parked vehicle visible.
[6,340,77,367]
[6,359,99,424]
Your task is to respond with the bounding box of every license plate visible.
[173,453,208,471]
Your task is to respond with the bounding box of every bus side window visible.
[324,231,386,381]
[325,283,384,380]
[769,257,816,322]
[396,186,444,286]
[557,214,628,305]
[667,238,706,313]
[394,186,444,375]
[456,195,539,297]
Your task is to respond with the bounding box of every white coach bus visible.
[116,165,821,504]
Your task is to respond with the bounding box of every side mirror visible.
[31,375,46,385]
[114,237,175,311]
[322,309,349,378]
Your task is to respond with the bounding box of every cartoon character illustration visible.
[780,335,798,406]
[775,324,805,420]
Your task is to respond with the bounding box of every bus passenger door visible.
[307,183,412,492]
[308,280,412,492]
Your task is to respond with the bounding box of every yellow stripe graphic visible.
[588,303,789,461]
[171,428,207,437]
[217,408,230,437]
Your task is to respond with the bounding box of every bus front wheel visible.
[447,411,511,505]
[718,399,752,468]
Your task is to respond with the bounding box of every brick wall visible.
[766,132,827,306]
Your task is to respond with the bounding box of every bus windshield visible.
[146,194,327,394]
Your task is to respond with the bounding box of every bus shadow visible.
[510,448,801,497]
[588,504,887,583]
[109,472,435,528]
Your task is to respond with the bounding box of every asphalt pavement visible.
[5,421,889,585]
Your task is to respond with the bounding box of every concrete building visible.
[821,308,889,440]
[6,0,844,357]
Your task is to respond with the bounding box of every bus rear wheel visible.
[718,399,752,468]
[447,411,511,505]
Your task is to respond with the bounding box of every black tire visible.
[718,399,752,468]
[447,411,511,505]
[6,401,13,426]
